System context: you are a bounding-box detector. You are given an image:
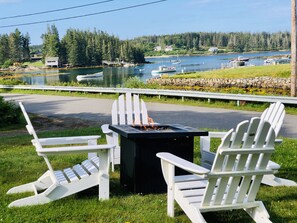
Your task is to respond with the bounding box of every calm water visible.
[18,51,290,87]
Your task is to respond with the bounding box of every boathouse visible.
[45,57,60,67]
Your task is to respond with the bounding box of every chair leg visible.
[7,171,52,194]
[8,184,57,207]
[262,174,297,187]
[98,149,110,200]
[245,202,272,223]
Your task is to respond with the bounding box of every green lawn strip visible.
[172,64,290,79]
[1,127,296,222]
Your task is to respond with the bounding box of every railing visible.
[1,84,297,106]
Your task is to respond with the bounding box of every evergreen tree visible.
[41,25,60,59]
[9,29,22,62]
[0,34,10,64]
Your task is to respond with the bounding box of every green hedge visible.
[0,96,22,128]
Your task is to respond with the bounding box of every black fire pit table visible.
[109,124,208,194]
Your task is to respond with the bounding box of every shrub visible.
[2,59,13,69]
[0,96,22,128]
[0,78,24,85]
[124,77,146,88]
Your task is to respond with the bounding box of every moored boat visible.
[264,57,290,65]
[151,65,176,76]
[231,56,250,62]
[76,72,103,81]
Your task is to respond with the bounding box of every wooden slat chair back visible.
[200,101,296,187]
[260,101,285,138]
[157,118,276,223]
[102,93,149,170]
[7,102,114,207]
[112,93,148,125]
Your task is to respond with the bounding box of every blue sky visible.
[0,0,291,45]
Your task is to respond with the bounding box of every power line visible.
[0,0,167,29]
[0,0,114,20]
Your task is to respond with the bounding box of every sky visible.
[0,0,292,45]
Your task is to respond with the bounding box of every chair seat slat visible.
[63,168,79,182]
[82,159,99,174]
[54,170,68,185]
[73,164,89,178]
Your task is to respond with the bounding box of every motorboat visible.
[171,54,181,64]
[226,56,250,68]
[264,58,290,65]
[151,65,176,76]
[76,72,103,81]
[237,56,249,61]
[231,56,249,62]
[171,59,181,65]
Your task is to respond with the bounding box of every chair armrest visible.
[267,160,281,170]
[101,124,112,134]
[208,131,227,138]
[37,144,116,155]
[200,131,227,153]
[275,138,283,145]
[36,135,101,146]
[157,152,210,175]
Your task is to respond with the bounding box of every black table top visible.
[109,123,208,139]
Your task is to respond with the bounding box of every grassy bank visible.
[172,64,290,79]
[1,124,297,222]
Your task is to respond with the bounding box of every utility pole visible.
[291,0,297,97]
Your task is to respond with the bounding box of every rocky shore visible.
[147,77,290,90]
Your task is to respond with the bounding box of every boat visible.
[171,59,181,65]
[76,72,103,81]
[225,56,250,68]
[231,56,249,62]
[238,56,249,61]
[264,57,290,65]
[151,65,176,76]
[171,54,181,64]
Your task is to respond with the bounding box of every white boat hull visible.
[76,72,103,81]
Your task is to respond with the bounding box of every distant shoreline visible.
[145,50,290,59]
[0,50,290,73]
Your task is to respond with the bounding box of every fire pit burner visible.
[132,124,178,131]
[109,124,205,139]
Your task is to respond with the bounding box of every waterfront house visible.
[208,47,218,53]
[45,57,60,67]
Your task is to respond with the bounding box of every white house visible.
[45,57,59,67]
[154,46,162,51]
[208,47,218,53]
[165,45,173,52]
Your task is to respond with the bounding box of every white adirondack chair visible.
[200,101,297,187]
[101,93,149,171]
[7,102,115,207]
[157,118,276,223]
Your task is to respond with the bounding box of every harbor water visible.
[18,51,289,87]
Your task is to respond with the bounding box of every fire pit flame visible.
[133,116,157,130]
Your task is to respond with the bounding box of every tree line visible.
[0,29,30,66]
[0,26,146,67]
[132,31,291,53]
[42,25,145,67]
[0,28,292,67]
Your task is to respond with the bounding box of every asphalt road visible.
[2,93,297,138]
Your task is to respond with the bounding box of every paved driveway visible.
[2,93,296,138]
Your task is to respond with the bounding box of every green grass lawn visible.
[23,60,44,68]
[1,125,297,222]
[173,64,290,79]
